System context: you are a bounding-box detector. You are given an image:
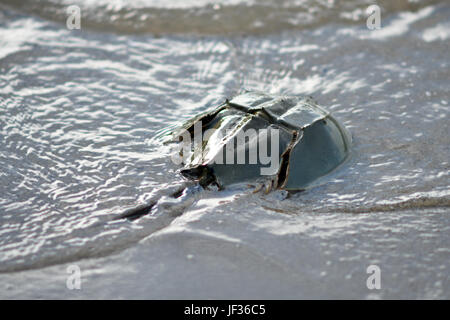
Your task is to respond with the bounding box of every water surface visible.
[0,0,449,298]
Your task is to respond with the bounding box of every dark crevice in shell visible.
[278,130,301,189]
[185,104,228,137]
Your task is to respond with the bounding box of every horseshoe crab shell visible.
[166,91,352,191]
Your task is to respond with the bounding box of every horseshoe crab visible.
[166,91,352,192]
[118,91,351,220]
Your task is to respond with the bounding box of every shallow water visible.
[0,0,449,298]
